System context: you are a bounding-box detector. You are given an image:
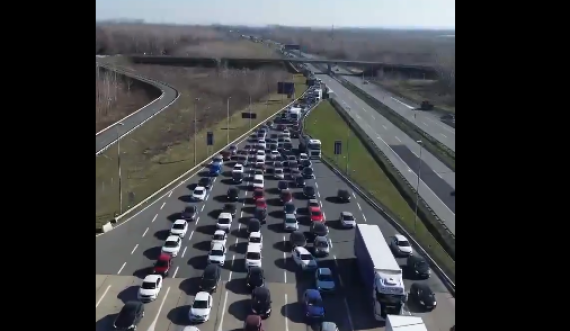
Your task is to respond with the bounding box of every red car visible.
[153,253,172,276]
[253,188,264,201]
[255,198,267,209]
[309,207,325,223]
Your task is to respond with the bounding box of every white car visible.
[216,212,233,232]
[274,168,285,179]
[256,150,266,161]
[283,214,298,231]
[162,235,182,257]
[339,211,356,228]
[257,141,267,150]
[189,291,213,323]
[192,186,207,201]
[232,163,244,174]
[390,234,413,256]
[137,274,163,302]
[248,231,263,248]
[208,243,226,266]
[245,243,262,269]
[269,150,280,160]
[212,230,228,247]
[299,153,309,161]
[170,220,188,237]
[292,246,317,270]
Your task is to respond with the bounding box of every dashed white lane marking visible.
[422,122,428,126]
[315,182,319,189]
[96,285,111,308]
[142,227,149,237]
[228,255,235,281]
[117,262,126,274]
[151,214,157,223]
[217,291,230,331]
[395,136,402,143]
[167,190,173,198]
[201,205,205,212]
[356,202,362,211]
[195,217,200,225]
[352,192,357,199]
[131,244,138,255]
[181,246,187,258]
[188,230,194,242]
[160,202,166,210]
[172,266,179,278]
[371,114,375,120]
[382,125,387,130]
[362,214,367,222]
[440,133,448,138]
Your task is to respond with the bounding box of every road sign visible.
[207,132,214,146]
[241,112,257,119]
[334,141,342,155]
[277,82,295,95]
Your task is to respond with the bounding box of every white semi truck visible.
[386,315,427,331]
[355,224,406,321]
[299,136,321,158]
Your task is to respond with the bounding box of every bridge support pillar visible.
[327,63,332,74]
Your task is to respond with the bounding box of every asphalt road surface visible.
[95,64,179,154]
[96,125,454,331]
[304,65,455,234]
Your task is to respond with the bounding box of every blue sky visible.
[96,0,455,29]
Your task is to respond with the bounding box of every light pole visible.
[116,122,125,215]
[414,140,423,233]
[226,96,231,144]
[194,97,199,166]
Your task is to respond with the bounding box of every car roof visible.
[252,286,270,297]
[308,199,319,204]
[285,213,296,219]
[211,242,224,250]
[214,230,226,236]
[173,219,187,225]
[204,263,220,274]
[314,235,328,241]
[218,212,232,219]
[143,274,161,282]
[166,235,180,242]
[305,288,321,298]
[254,174,264,179]
[249,231,261,238]
[248,266,263,274]
[123,300,143,310]
[228,187,238,191]
[294,246,310,254]
[310,206,321,212]
[394,234,408,241]
[195,291,210,301]
[194,186,205,191]
[245,314,262,324]
[413,282,433,292]
[247,243,262,252]
[291,231,304,239]
[318,268,332,275]
[341,211,353,217]
[158,253,171,260]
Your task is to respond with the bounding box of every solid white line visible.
[181,246,187,258]
[131,244,138,255]
[151,215,157,223]
[146,286,171,331]
[96,285,111,308]
[217,291,229,331]
[394,136,402,143]
[160,202,166,210]
[284,294,289,331]
[142,227,149,237]
[172,266,179,278]
[117,262,126,274]
[440,133,448,138]
[422,122,428,126]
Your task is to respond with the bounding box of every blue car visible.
[303,289,325,320]
[210,163,222,176]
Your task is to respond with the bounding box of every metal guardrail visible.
[300,100,455,296]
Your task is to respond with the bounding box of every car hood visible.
[162,246,178,252]
[209,255,225,262]
[399,246,413,253]
[246,259,262,266]
[170,229,185,234]
[306,305,324,316]
[317,280,335,289]
[190,307,210,316]
[139,288,158,296]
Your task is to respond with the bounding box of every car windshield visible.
[164,240,178,248]
[254,179,263,184]
[286,205,295,212]
[116,307,137,326]
[247,252,261,260]
[211,249,224,256]
[315,240,328,248]
[300,254,312,260]
[319,274,333,282]
[185,207,195,213]
[249,237,261,243]
[155,260,168,268]
[307,296,322,305]
[218,218,230,224]
[309,203,319,208]
[172,223,185,229]
[286,218,296,223]
[311,211,321,217]
[142,281,156,289]
[275,169,283,173]
[305,188,314,193]
[193,299,208,309]
[343,215,354,221]
[416,261,429,269]
[398,240,410,247]
[194,189,204,195]
[213,234,225,241]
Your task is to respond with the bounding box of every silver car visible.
[283,214,298,231]
[315,267,336,292]
[313,236,331,256]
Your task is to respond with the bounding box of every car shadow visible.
[132,266,153,280]
[178,195,194,203]
[267,198,282,207]
[268,223,286,234]
[230,241,248,254]
[187,255,208,270]
[272,240,289,253]
[274,257,296,272]
[179,277,202,295]
[196,224,217,235]
[96,314,117,330]
[225,278,250,295]
[117,285,139,304]
[166,305,191,326]
[154,229,170,241]
[228,299,250,321]
[193,240,211,252]
[143,246,162,260]
[167,212,182,222]
[280,302,305,323]
[207,209,220,220]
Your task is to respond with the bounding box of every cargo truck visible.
[386,315,427,331]
[299,136,321,159]
[354,224,406,321]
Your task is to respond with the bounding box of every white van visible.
[252,174,264,189]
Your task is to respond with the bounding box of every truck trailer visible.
[354,224,406,321]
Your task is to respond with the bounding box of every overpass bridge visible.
[127,55,438,79]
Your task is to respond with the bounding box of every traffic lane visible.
[96,200,164,275]
[390,144,455,212]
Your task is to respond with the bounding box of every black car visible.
[251,287,272,318]
[289,231,306,248]
[284,142,293,151]
[246,267,266,290]
[248,218,261,233]
[303,186,316,198]
[199,177,213,189]
[302,167,314,179]
[277,180,289,191]
[409,283,437,311]
[287,155,296,161]
[113,301,144,330]
[181,206,197,221]
[311,222,329,237]
[295,176,306,187]
[274,161,283,168]
[232,172,244,183]
[227,187,239,201]
[301,160,312,169]
[407,255,430,279]
[200,264,221,292]
[223,203,237,216]
[284,202,296,215]
[337,189,350,202]
[254,207,268,224]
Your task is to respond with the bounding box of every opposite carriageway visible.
[96,127,454,331]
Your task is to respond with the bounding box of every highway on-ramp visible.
[96,124,454,331]
[95,63,179,154]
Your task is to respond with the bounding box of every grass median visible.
[304,100,455,279]
[96,75,307,229]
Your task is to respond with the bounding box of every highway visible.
[95,63,179,155]
[96,124,455,331]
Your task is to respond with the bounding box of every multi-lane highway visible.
[95,63,179,154]
[96,124,455,331]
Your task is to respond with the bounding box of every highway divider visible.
[333,76,455,172]
[96,90,310,234]
[299,99,455,295]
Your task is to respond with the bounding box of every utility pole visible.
[226,97,231,144]
[116,122,125,215]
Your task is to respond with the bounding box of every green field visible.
[96,75,307,229]
[304,101,455,278]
